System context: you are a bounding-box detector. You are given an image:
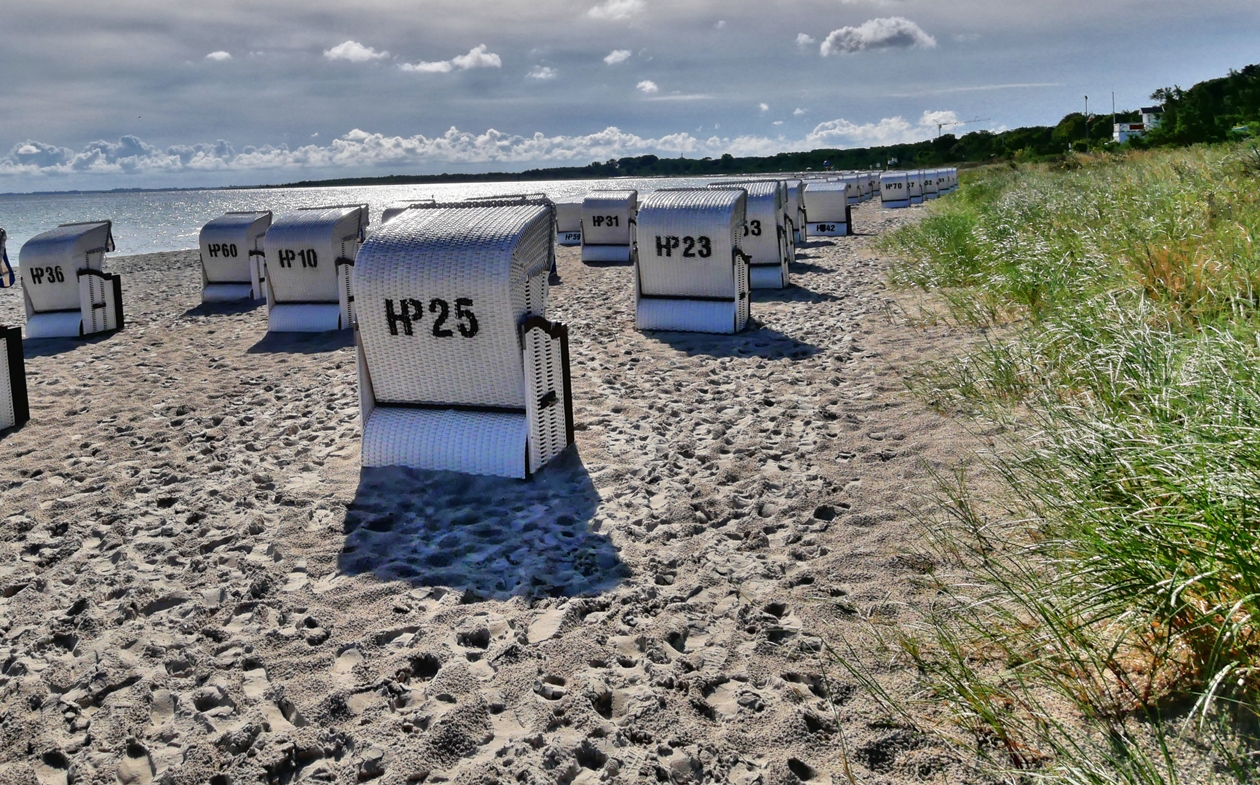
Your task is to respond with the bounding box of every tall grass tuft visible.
[865,146,1260,782]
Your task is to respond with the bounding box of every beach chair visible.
[785,180,806,244]
[880,172,910,208]
[353,196,574,479]
[20,221,123,339]
[581,190,637,263]
[908,171,924,206]
[923,169,939,201]
[382,201,436,226]
[845,174,864,206]
[802,182,853,237]
[708,181,790,289]
[263,204,368,332]
[1,325,29,432]
[634,188,750,334]
[0,229,13,288]
[554,195,583,246]
[198,211,271,302]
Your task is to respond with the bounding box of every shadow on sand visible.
[180,299,263,318]
[337,448,627,600]
[247,330,355,355]
[21,332,117,359]
[644,324,821,360]
[752,285,839,304]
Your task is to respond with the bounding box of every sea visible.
[0,176,726,261]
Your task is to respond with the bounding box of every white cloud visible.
[759,103,769,111]
[0,112,954,179]
[528,66,557,80]
[323,40,390,63]
[311,132,319,138]
[400,45,502,73]
[715,20,726,29]
[399,60,454,73]
[604,49,632,65]
[587,0,644,20]
[204,51,231,61]
[953,33,981,43]
[820,17,936,55]
[773,121,783,126]
[451,44,502,70]
[796,33,816,47]
[636,80,659,94]
[793,107,806,116]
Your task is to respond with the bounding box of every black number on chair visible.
[455,298,478,338]
[429,298,453,337]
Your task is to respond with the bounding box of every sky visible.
[1,0,1257,192]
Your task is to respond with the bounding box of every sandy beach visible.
[0,202,984,785]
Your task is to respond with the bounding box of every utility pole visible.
[1084,95,1089,153]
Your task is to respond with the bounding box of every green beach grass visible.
[848,146,1260,783]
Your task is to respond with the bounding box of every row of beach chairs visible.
[2,169,959,477]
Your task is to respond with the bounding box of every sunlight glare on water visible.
[0,176,732,260]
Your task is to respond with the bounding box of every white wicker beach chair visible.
[353,196,574,479]
[0,229,13,288]
[554,195,584,247]
[0,325,29,432]
[634,188,750,334]
[802,182,853,237]
[19,221,123,339]
[908,171,924,206]
[581,190,637,263]
[198,211,271,302]
[263,204,368,333]
[785,180,807,244]
[923,169,940,201]
[844,174,864,206]
[880,172,910,209]
[708,181,790,289]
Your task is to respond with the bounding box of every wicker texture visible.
[706,181,789,288]
[78,270,122,334]
[554,196,583,246]
[581,190,637,261]
[0,230,12,288]
[908,171,924,204]
[0,327,15,430]
[20,221,113,314]
[355,199,571,478]
[803,182,852,235]
[381,201,437,226]
[880,172,911,207]
[268,303,343,332]
[199,212,271,297]
[264,205,367,329]
[634,188,749,334]
[356,203,551,409]
[362,408,528,477]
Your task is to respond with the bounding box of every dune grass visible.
[853,147,1260,782]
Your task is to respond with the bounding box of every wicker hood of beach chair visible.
[263,204,368,333]
[0,325,29,433]
[19,221,123,339]
[199,211,272,302]
[553,195,584,247]
[353,196,574,479]
[802,181,855,237]
[633,188,751,335]
[580,190,637,264]
[707,181,791,289]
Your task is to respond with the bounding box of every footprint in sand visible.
[116,742,155,785]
